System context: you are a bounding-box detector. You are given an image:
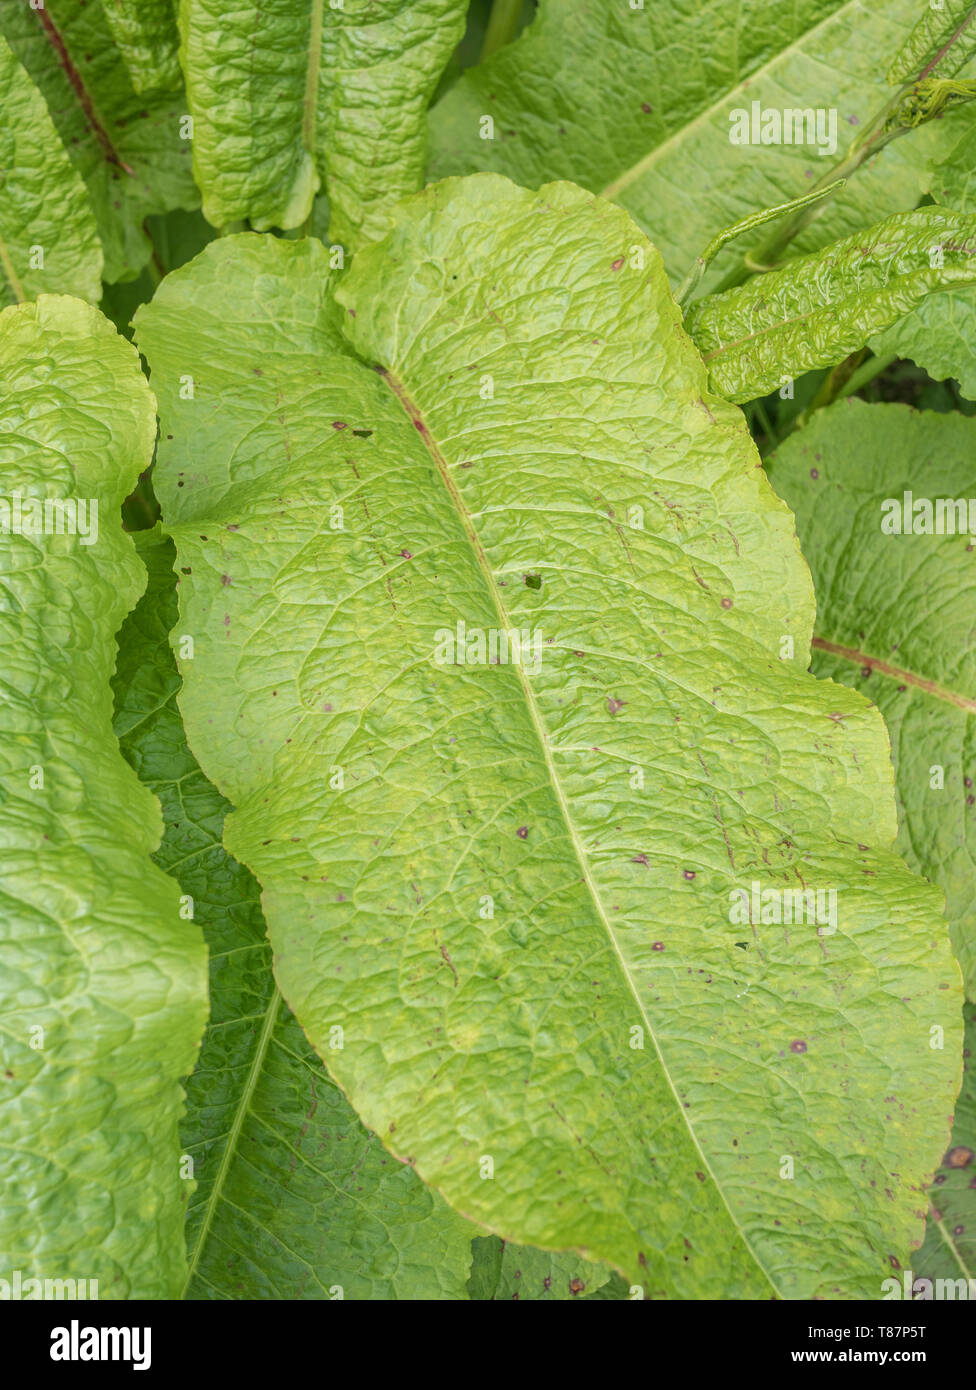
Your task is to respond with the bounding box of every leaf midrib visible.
[302,0,325,162]
[599,0,864,202]
[378,365,780,1299]
[181,986,282,1297]
[812,636,976,713]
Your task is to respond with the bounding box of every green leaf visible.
[100,206,216,342]
[766,399,976,999]
[427,0,953,288]
[112,528,476,1300]
[914,1004,976,1295]
[887,0,976,82]
[0,0,198,283]
[100,0,181,94]
[0,34,102,306]
[135,178,963,1299]
[0,297,208,1299]
[872,111,976,398]
[180,0,466,245]
[686,207,976,403]
[467,1235,619,1301]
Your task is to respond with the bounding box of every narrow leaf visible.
[0,298,208,1298]
[136,179,962,1298]
[0,34,102,305]
[180,0,466,245]
[0,0,199,283]
[872,111,976,398]
[686,207,976,403]
[887,0,976,82]
[767,399,976,999]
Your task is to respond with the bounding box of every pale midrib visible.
[181,987,282,1297]
[812,636,976,713]
[931,1203,974,1281]
[302,0,325,161]
[599,0,864,201]
[379,367,780,1299]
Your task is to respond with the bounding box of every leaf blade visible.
[136,182,962,1298]
[0,297,208,1298]
[687,207,976,402]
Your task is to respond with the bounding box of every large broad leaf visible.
[0,0,198,283]
[180,0,466,245]
[427,0,953,288]
[686,207,976,403]
[100,0,181,95]
[112,528,475,1300]
[766,399,976,999]
[0,297,207,1299]
[872,110,976,399]
[912,1006,975,1296]
[0,34,102,306]
[135,178,963,1299]
[112,526,615,1299]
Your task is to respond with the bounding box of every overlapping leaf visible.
[872,109,976,398]
[427,0,955,288]
[112,527,475,1300]
[913,1006,975,1295]
[0,34,102,306]
[135,178,963,1298]
[467,1235,626,1301]
[0,296,207,1298]
[687,207,976,402]
[766,400,976,997]
[180,0,466,245]
[111,525,617,1299]
[0,0,198,283]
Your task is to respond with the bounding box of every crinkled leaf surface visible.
[427,0,952,288]
[872,111,976,399]
[0,296,207,1298]
[100,0,181,95]
[0,0,198,283]
[687,207,976,403]
[0,34,102,306]
[887,0,976,81]
[767,400,976,999]
[112,527,476,1300]
[180,0,466,245]
[136,178,962,1299]
[915,1005,975,1292]
[467,1234,622,1301]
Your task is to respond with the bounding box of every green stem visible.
[480,0,523,62]
[675,179,847,308]
[835,350,898,400]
